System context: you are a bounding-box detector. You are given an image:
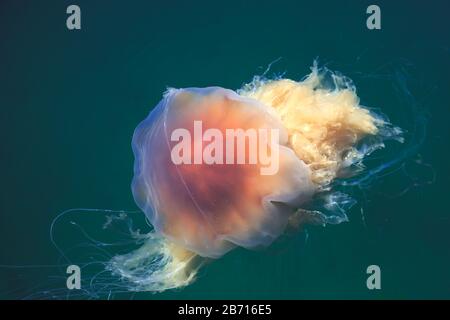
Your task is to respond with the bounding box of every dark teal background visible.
[0,0,449,299]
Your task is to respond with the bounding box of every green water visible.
[1,0,449,299]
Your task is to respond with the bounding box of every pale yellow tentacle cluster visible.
[240,71,380,185]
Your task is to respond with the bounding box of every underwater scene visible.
[0,0,449,300]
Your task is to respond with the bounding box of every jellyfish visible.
[103,64,403,292]
[1,61,431,300]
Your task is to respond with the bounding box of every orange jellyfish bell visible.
[131,87,316,259]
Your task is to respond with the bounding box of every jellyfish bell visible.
[131,87,316,259]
